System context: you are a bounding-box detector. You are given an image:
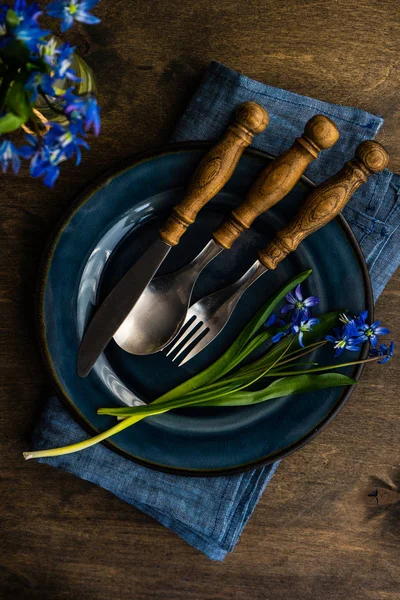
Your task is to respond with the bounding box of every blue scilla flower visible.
[20,133,66,187]
[265,313,288,343]
[369,341,395,364]
[45,121,89,165]
[281,283,320,324]
[325,325,362,358]
[10,0,49,51]
[291,318,320,348]
[264,313,286,329]
[39,41,79,81]
[53,43,80,82]
[64,90,100,135]
[25,70,55,101]
[355,312,390,349]
[46,0,100,32]
[0,139,22,173]
[39,37,60,66]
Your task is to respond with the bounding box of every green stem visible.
[273,362,318,370]
[266,355,380,377]
[280,340,327,361]
[0,72,12,111]
[23,409,167,460]
[39,90,65,116]
[228,340,325,382]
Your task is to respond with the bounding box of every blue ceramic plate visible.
[38,143,372,475]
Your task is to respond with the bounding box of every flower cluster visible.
[265,283,320,347]
[326,310,392,359]
[0,0,101,186]
[266,283,394,364]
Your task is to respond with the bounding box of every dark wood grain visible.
[0,0,399,598]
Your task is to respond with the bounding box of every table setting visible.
[1,0,399,578]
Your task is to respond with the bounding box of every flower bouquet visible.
[0,0,101,186]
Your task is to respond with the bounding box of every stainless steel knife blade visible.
[76,237,171,378]
[76,101,270,377]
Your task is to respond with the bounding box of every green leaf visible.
[233,330,272,364]
[6,78,32,120]
[1,39,30,65]
[0,111,24,133]
[194,373,357,407]
[98,373,356,419]
[6,9,20,28]
[152,269,313,404]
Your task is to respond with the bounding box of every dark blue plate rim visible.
[36,142,373,476]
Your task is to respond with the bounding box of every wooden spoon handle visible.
[159,101,269,246]
[212,114,340,249]
[258,140,389,270]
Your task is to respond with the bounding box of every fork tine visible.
[178,328,215,366]
[165,316,199,357]
[172,324,209,363]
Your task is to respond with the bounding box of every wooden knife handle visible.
[258,140,389,269]
[159,101,269,246]
[212,114,340,249]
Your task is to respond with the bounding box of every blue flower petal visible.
[303,295,320,307]
[334,346,345,358]
[374,326,390,336]
[285,292,297,304]
[298,331,304,347]
[280,304,293,314]
[75,12,100,25]
[294,284,303,302]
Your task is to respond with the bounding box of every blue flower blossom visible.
[46,0,100,32]
[281,283,320,324]
[25,70,55,101]
[265,313,285,329]
[265,313,289,343]
[325,325,362,358]
[53,43,80,81]
[369,341,395,364]
[291,318,320,348]
[271,330,289,343]
[40,40,79,81]
[356,315,390,349]
[39,37,59,66]
[10,0,49,51]
[45,121,89,165]
[64,90,100,134]
[0,139,22,173]
[19,133,66,187]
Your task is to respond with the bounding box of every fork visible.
[166,140,388,366]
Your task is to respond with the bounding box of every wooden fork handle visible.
[159,101,269,246]
[212,114,340,249]
[258,140,389,270]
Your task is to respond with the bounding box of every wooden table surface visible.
[1,1,399,598]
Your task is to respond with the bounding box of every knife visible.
[77,101,269,377]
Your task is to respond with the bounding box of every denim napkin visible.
[31,61,400,561]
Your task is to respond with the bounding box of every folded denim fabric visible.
[31,61,400,561]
